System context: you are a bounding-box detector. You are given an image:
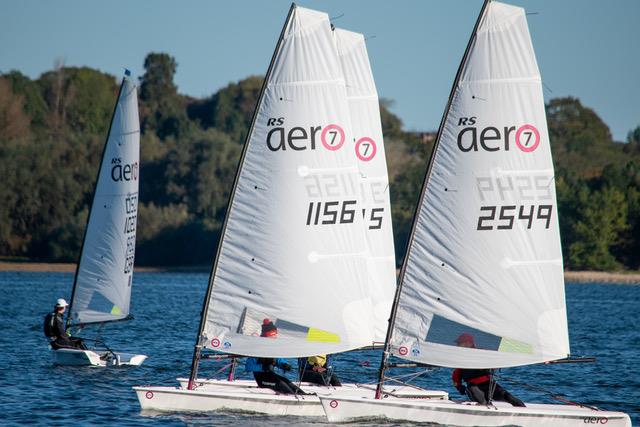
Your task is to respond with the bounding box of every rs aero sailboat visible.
[134,4,445,415]
[51,70,147,367]
[319,1,631,426]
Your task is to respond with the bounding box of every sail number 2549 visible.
[477,204,552,231]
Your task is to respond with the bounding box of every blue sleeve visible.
[245,357,261,373]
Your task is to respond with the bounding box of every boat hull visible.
[318,395,632,426]
[134,380,447,416]
[51,348,147,367]
[134,385,323,416]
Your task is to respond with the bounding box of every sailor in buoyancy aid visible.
[245,319,307,395]
[451,333,525,407]
[298,354,342,386]
[43,299,86,350]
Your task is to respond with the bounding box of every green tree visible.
[0,77,31,140]
[187,76,263,143]
[547,97,626,176]
[3,71,48,130]
[568,187,628,270]
[138,52,188,139]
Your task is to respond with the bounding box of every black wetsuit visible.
[43,312,85,350]
[298,357,342,386]
[251,358,306,395]
[452,368,525,407]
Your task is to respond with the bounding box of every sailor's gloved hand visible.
[281,363,292,372]
[456,385,466,395]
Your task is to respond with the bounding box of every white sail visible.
[70,75,140,325]
[334,28,396,344]
[202,6,377,358]
[390,2,569,368]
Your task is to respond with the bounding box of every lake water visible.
[1,272,638,426]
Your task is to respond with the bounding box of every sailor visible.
[43,299,86,350]
[298,354,342,386]
[451,333,525,407]
[245,319,307,395]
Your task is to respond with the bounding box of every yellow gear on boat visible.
[307,354,327,367]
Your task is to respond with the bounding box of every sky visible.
[1,0,638,142]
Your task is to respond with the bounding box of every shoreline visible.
[0,262,209,274]
[0,262,639,284]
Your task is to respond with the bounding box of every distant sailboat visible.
[52,70,146,367]
[134,4,440,415]
[319,1,631,425]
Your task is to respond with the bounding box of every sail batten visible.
[388,1,569,370]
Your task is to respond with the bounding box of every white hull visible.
[51,348,147,367]
[319,395,631,426]
[134,379,447,416]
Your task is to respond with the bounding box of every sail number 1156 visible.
[306,200,383,229]
[477,204,552,231]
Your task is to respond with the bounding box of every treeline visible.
[0,53,638,271]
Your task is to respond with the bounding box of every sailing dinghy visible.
[53,70,146,367]
[134,4,445,415]
[169,21,444,405]
[319,1,631,425]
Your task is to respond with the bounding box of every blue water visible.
[1,272,638,426]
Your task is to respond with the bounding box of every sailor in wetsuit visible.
[245,319,307,395]
[43,299,86,350]
[451,333,525,407]
[298,354,342,386]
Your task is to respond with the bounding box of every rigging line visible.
[296,357,308,390]
[495,373,600,410]
[353,368,434,388]
[385,369,433,386]
[329,13,344,21]
[488,368,498,404]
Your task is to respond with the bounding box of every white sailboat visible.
[53,70,146,367]
[134,4,443,415]
[319,1,631,425]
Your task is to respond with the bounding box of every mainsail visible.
[334,28,396,344]
[198,5,377,359]
[388,1,569,369]
[69,72,140,325]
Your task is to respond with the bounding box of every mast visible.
[374,0,492,399]
[66,70,130,330]
[186,3,297,390]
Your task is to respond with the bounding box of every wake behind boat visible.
[319,1,630,425]
[47,70,146,367]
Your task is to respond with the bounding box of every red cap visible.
[455,333,475,346]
